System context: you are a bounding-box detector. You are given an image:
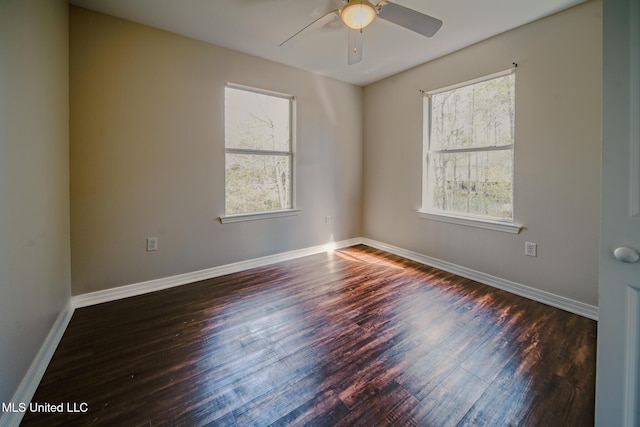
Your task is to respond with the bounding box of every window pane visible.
[225,153,292,215]
[225,87,290,152]
[430,74,515,150]
[429,150,513,220]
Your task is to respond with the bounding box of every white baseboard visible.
[71,238,362,308]
[72,236,598,319]
[360,238,599,320]
[0,300,75,427]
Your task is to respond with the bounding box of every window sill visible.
[417,211,522,234]
[219,209,301,224]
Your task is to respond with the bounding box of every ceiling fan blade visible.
[377,1,443,37]
[347,29,363,65]
[280,9,340,47]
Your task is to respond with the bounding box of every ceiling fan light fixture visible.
[341,1,377,30]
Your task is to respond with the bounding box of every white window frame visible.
[418,69,522,234]
[220,83,299,224]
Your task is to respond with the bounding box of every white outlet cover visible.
[525,242,537,257]
[147,237,158,252]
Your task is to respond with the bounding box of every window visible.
[223,84,296,221]
[421,69,520,233]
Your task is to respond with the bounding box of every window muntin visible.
[423,70,515,222]
[224,85,294,216]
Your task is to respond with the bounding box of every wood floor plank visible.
[20,245,596,426]
[413,368,489,427]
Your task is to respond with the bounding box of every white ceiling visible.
[69,0,587,86]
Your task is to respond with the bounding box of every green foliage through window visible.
[225,85,293,215]
[424,71,515,221]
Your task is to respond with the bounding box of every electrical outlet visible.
[525,241,537,257]
[147,237,158,252]
[325,215,331,225]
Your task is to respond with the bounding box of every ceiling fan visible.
[280,0,443,65]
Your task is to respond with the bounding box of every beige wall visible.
[0,0,71,403]
[363,0,602,306]
[70,7,363,295]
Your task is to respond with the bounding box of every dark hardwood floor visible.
[21,245,596,426]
